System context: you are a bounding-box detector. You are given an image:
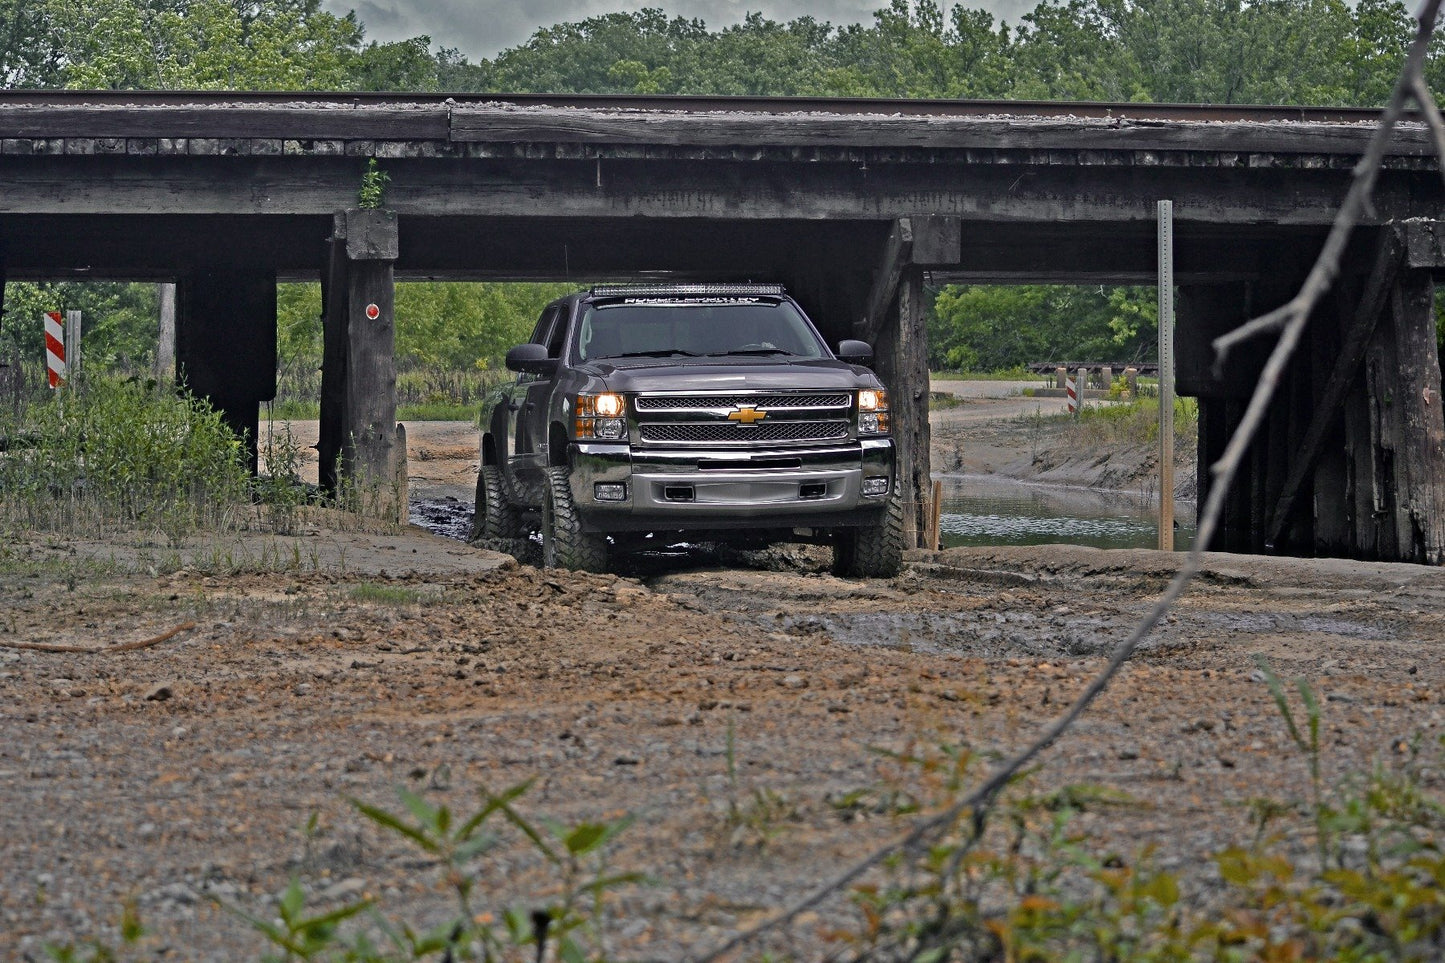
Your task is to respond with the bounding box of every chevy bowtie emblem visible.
[728,405,767,425]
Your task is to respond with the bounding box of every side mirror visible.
[505,343,558,375]
[836,339,874,364]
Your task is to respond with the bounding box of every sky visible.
[323,0,1035,60]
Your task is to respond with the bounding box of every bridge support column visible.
[1354,269,1445,562]
[175,268,277,475]
[875,268,931,548]
[318,209,404,521]
[857,216,960,549]
[1180,228,1445,564]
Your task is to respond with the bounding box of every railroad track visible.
[0,89,1407,125]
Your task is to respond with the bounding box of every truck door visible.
[508,304,567,495]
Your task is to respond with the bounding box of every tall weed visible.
[0,376,248,538]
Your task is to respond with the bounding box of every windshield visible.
[573,298,827,363]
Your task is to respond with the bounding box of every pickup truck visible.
[472,283,901,576]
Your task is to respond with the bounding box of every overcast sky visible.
[324,0,1035,61]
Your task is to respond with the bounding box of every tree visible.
[825,0,1013,98]
[2,281,160,367]
[930,284,1157,371]
[486,9,705,95]
[0,0,60,87]
[37,0,361,90]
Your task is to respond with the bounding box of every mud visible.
[1,394,1437,960]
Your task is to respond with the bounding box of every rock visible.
[316,877,367,902]
[144,684,174,702]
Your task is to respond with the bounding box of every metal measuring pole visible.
[1157,200,1175,551]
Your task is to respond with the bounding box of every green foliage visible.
[0,375,250,538]
[275,281,568,376]
[44,898,145,962]
[337,781,639,962]
[3,282,161,368]
[357,158,389,209]
[41,0,362,91]
[839,666,1445,962]
[931,284,1158,372]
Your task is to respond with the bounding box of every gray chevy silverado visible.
[472,283,901,576]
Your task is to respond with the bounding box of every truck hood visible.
[582,358,880,393]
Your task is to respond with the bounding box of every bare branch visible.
[1410,74,1445,188]
[689,2,1445,958]
[0,622,197,654]
[1212,299,1297,358]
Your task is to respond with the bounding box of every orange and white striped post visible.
[44,311,66,387]
[1065,369,1079,416]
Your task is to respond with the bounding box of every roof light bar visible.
[589,282,786,298]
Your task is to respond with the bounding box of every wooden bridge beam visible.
[873,269,931,548]
[175,268,277,475]
[857,215,961,344]
[860,218,958,549]
[320,209,404,521]
[1265,229,1403,549]
[1362,269,1445,563]
[318,215,348,495]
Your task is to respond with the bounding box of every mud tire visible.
[542,465,609,572]
[469,465,524,544]
[832,497,904,578]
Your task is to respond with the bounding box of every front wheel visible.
[832,497,904,578]
[469,464,524,543]
[542,466,609,572]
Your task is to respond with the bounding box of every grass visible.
[347,582,434,606]
[930,366,1044,382]
[272,362,504,422]
[0,375,251,540]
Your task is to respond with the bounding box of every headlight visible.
[574,393,627,440]
[857,389,890,435]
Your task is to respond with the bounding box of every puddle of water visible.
[409,496,473,541]
[415,474,1199,554]
[938,475,1197,551]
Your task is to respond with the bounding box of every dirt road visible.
[1,395,1435,959]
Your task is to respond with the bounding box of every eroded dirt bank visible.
[3,532,1443,959]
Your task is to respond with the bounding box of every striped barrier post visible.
[44,311,66,387]
[1066,370,1078,416]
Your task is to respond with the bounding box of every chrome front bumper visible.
[569,439,895,532]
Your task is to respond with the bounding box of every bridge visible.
[1,91,1442,562]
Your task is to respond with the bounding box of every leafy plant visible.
[357,158,390,209]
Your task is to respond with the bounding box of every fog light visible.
[594,418,625,440]
[860,412,881,434]
[594,482,628,501]
[862,477,890,496]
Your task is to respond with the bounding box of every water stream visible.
[937,474,1197,551]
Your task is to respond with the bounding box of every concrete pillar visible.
[1124,367,1138,399]
[323,209,404,521]
[175,268,277,475]
[1055,366,1067,390]
[1101,366,1114,394]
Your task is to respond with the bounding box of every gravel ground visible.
[4,537,1444,960]
[2,395,1440,960]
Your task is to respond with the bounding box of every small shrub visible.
[0,376,249,537]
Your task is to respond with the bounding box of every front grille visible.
[635,393,850,411]
[639,421,849,444]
